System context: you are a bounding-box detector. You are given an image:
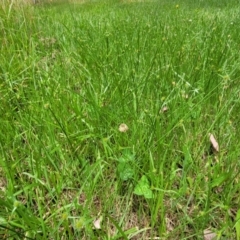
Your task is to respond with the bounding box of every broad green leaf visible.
[0,217,7,224]
[134,175,153,199]
[118,152,135,163]
[211,174,229,188]
[117,162,134,181]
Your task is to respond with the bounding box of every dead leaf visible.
[93,216,102,229]
[204,229,217,240]
[165,217,174,233]
[209,133,219,152]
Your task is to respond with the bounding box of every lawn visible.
[0,0,240,239]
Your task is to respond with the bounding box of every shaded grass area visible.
[0,0,240,239]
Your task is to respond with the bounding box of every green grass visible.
[1,0,240,239]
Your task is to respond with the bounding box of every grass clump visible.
[1,0,240,239]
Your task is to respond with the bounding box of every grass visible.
[0,0,240,239]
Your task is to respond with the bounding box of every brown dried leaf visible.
[165,217,174,233]
[204,229,217,240]
[209,133,219,152]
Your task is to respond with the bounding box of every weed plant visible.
[0,0,240,239]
